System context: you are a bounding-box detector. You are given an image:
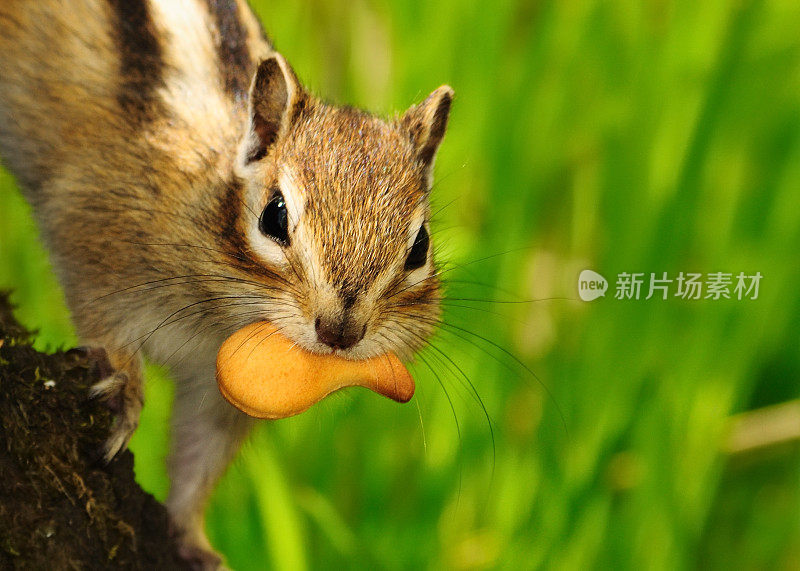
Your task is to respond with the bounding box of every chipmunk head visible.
[230,53,452,360]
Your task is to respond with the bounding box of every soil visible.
[0,293,190,570]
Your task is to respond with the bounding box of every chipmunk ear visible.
[241,53,305,164]
[401,85,454,169]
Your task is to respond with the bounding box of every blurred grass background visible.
[2,0,800,568]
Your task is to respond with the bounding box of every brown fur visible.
[0,0,451,567]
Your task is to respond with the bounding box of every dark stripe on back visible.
[205,0,253,98]
[107,0,165,122]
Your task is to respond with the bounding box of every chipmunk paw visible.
[168,520,227,570]
[90,367,143,462]
[177,542,227,571]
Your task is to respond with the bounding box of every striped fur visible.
[204,0,254,97]
[107,0,166,121]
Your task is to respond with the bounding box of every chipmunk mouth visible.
[307,341,376,362]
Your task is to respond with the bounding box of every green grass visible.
[2,0,800,568]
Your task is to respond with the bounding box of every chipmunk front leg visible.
[167,380,254,569]
[86,346,145,462]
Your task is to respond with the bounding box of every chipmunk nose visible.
[315,316,365,350]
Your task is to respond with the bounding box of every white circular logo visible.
[578,270,608,301]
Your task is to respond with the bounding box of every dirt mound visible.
[0,294,189,570]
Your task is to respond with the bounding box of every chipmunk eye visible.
[404,225,429,270]
[259,192,290,245]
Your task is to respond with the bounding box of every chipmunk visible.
[0,0,452,567]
